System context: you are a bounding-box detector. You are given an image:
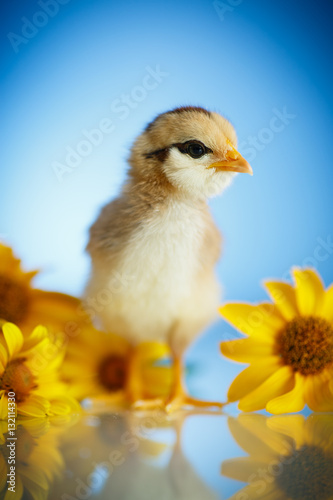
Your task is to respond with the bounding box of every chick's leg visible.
[125,347,144,404]
[127,345,165,409]
[166,350,223,412]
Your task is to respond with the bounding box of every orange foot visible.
[131,398,166,410]
[165,393,224,413]
[165,354,224,412]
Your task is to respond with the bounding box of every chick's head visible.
[129,106,252,199]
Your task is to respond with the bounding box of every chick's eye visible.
[187,143,205,159]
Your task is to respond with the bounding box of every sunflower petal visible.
[0,393,8,420]
[304,371,333,412]
[17,394,50,417]
[266,373,306,414]
[0,342,8,369]
[221,338,274,363]
[292,268,325,315]
[136,341,171,360]
[2,323,24,358]
[227,357,282,402]
[219,303,284,340]
[321,284,333,322]
[228,416,279,460]
[0,245,24,275]
[4,475,23,500]
[221,456,268,483]
[267,415,306,448]
[66,380,99,400]
[27,289,81,328]
[20,324,49,352]
[304,414,333,448]
[49,396,82,416]
[238,366,295,412]
[19,465,49,490]
[264,281,298,320]
[235,414,294,455]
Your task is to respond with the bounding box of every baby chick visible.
[85,106,252,410]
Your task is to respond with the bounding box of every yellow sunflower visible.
[220,268,333,413]
[62,324,174,404]
[0,243,84,337]
[0,322,81,418]
[222,413,333,500]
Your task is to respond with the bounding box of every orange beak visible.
[207,140,253,176]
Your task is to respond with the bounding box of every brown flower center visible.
[276,445,333,500]
[1,358,37,402]
[98,355,127,391]
[278,316,333,375]
[0,274,30,323]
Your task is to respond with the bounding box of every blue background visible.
[1,0,333,496]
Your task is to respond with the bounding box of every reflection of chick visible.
[86,106,252,409]
[166,437,219,500]
[50,411,220,500]
[116,442,219,500]
[104,412,219,500]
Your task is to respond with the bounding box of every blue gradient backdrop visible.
[1,0,333,495]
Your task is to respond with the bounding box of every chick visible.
[85,106,252,410]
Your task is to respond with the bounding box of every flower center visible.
[1,358,37,402]
[0,274,30,323]
[275,445,333,500]
[278,316,333,375]
[98,355,127,391]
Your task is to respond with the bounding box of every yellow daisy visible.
[62,324,174,404]
[220,268,333,413]
[0,243,84,337]
[0,322,81,418]
[222,413,333,500]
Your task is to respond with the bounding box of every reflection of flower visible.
[222,414,333,500]
[62,325,173,402]
[0,243,83,337]
[0,418,68,500]
[220,268,333,413]
[0,322,80,418]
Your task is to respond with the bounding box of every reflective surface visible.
[1,409,333,499]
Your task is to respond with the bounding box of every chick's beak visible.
[207,141,253,176]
